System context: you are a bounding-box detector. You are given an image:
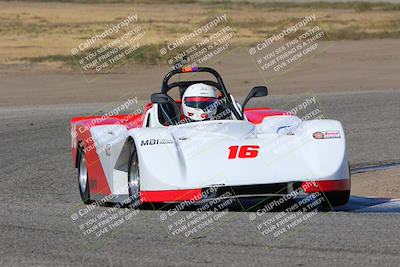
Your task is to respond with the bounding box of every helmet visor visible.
[184,97,218,110]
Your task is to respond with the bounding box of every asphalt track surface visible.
[0,89,400,266]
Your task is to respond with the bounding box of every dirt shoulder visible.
[352,168,400,199]
[0,39,399,107]
[1,1,400,65]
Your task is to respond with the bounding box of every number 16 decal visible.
[228,145,260,159]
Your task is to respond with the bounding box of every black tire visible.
[77,147,93,204]
[128,141,141,208]
[322,190,350,207]
[322,162,351,207]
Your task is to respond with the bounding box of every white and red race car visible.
[71,67,350,208]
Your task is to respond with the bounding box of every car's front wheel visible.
[322,162,351,207]
[78,147,92,204]
[128,142,141,208]
[322,190,350,207]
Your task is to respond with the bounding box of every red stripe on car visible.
[140,189,203,202]
[301,179,350,193]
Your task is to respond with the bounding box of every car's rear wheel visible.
[128,142,141,208]
[78,147,92,204]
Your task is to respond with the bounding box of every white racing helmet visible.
[182,83,218,121]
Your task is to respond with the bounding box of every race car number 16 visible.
[228,145,260,159]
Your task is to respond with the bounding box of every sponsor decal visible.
[313,130,341,139]
[141,139,173,146]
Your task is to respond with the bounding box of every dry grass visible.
[1,1,400,68]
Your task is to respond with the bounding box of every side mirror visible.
[242,86,268,109]
[151,93,172,104]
